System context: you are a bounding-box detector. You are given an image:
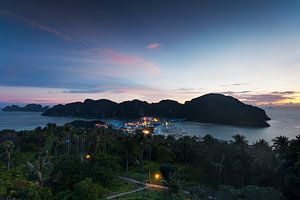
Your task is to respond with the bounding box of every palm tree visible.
[46,123,57,136]
[27,154,52,185]
[53,132,65,157]
[62,123,72,155]
[73,134,80,156]
[202,134,217,145]
[232,134,250,186]
[272,136,289,153]
[211,154,225,184]
[121,136,140,172]
[232,134,248,146]
[253,139,269,150]
[144,136,152,161]
[0,140,15,170]
[93,128,109,154]
[251,139,275,186]
[160,164,176,193]
[82,130,87,157]
[35,127,44,149]
[135,132,146,165]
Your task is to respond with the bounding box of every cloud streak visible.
[272,91,296,95]
[63,83,163,95]
[100,49,161,75]
[221,83,249,87]
[146,43,161,49]
[0,10,72,41]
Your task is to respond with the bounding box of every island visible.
[42,93,271,127]
[2,104,49,112]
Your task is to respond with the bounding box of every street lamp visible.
[154,173,161,180]
[142,129,150,135]
[85,154,91,160]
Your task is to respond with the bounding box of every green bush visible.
[72,178,108,200]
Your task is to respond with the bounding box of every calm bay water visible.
[0,108,299,142]
[155,107,300,142]
[0,111,80,131]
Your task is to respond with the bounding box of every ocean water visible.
[154,107,300,142]
[0,108,299,142]
[0,111,80,131]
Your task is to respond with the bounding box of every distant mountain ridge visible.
[42,93,271,127]
[2,104,49,112]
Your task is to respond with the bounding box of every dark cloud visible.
[272,91,296,95]
[63,88,108,94]
[232,83,249,86]
[172,88,203,94]
[222,91,252,95]
[242,94,293,103]
[221,83,249,87]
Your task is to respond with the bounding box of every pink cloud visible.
[113,86,163,95]
[146,43,161,49]
[0,10,72,41]
[100,49,161,75]
[101,49,140,65]
[0,84,169,105]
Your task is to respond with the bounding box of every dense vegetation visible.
[42,94,270,127]
[0,121,299,199]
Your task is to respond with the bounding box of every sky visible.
[0,0,300,107]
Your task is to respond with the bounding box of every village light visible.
[85,154,91,160]
[154,173,161,180]
[142,129,150,135]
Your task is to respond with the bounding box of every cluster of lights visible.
[125,117,160,127]
[124,117,161,134]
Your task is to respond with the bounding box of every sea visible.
[0,108,299,143]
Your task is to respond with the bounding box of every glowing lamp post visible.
[142,129,150,135]
[85,154,91,160]
[154,173,161,180]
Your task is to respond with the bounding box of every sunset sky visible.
[0,0,300,107]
